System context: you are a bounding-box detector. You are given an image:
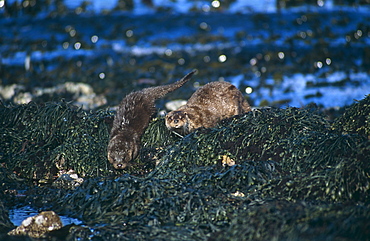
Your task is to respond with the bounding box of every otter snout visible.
[113,161,127,169]
[107,150,129,169]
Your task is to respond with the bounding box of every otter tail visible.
[142,70,196,100]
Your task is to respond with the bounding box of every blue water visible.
[1,0,370,109]
[3,0,348,14]
[9,206,83,227]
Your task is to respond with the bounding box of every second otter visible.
[165,81,251,135]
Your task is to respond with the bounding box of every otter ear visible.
[185,112,192,118]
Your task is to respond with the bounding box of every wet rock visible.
[12,92,33,105]
[165,99,187,111]
[52,171,84,189]
[0,84,25,100]
[0,82,107,110]
[8,211,62,238]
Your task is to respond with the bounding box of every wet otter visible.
[108,70,196,169]
[165,81,251,135]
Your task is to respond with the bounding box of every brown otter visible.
[107,70,196,169]
[165,81,251,135]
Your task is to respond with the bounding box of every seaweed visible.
[332,94,370,138]
[209,200,370,241]
[0,200,15,233]
[1,98,370,240]
[0,101,118,184]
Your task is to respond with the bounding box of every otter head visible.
[165,111,190,135]
[107,133,139,169]
[165,111,187,129]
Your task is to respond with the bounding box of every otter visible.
[165,81,251,135]
[107,70,196,169]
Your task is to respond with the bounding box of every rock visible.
[8,211,62,238]
[0,82,107,110]
[52,172,84,189]
[165,99,187,111]
[0,84,25,100]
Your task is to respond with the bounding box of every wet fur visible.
[108,70,195,169]
[165,81,251,135]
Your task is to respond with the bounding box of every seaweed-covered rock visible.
[209,200,370,241]
[1,99,370,240]
[0,101,118,184]
[332,94,370,138]
[153,106,331,180]
[0,200,14,233]
[151,106,369,203]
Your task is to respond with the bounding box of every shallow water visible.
[1,1,370,109]
[9,206,83,227]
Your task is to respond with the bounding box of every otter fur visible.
[107,70,196,169]
[165,81,251,135]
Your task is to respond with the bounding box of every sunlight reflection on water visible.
[64,0,118,12]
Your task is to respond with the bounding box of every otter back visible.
[165,81,251,135]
